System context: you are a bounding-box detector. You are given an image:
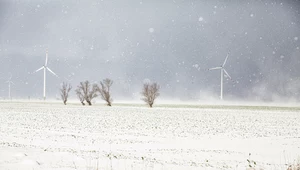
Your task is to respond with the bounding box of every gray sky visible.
[0,0,300,102]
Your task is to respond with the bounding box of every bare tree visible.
[75,88,85,105]
[60,82,72,105]
[141,82,160,108]
[97,78,113,106]
[76,81,98,105]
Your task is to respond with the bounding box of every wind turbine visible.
[209,54,231,100]
[5,74,14,100]
[34,49,58,100]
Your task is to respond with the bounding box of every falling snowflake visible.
[198,17,204,22]
[193,64,199,68]
[149,28,154,33]
[294,37,298,41]
[143,78,151,84]
[250,14,254,17]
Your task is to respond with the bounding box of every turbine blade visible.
[46,67,58,77]
[34,66,44,73]
[222,54,229,67]
[45,50,48,66]
[5,80,14,85]
[223,69,231,79]
[209,67,222,70]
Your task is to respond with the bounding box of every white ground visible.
[0,102,300,170]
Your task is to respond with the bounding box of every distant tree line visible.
[59,78,160,107]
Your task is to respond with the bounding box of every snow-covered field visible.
[0,102,300,170]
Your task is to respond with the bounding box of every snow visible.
[143,78,151,84]
[149,28,154,33]
[198,17,204,22]
[193,64,199,68]
[0,102,300,170]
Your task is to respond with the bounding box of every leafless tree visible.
[141,82,160,108]
[76,81,98,105]
[75,88,85,105]
[97,78,113,106]
[60,82,72,105]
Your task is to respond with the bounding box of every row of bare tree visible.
[60,78,160,107]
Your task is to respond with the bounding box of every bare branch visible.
[75,88,85,105]
[97,78,113,106]
[60,82,72,105]
[141,82,160,108]
[76,81,98,106]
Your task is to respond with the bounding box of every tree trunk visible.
[107,102,111,106]
[81,102,85,106]
[87,101,92,106]
[64,100,67,105]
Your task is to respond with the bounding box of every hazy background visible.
[0,0,300,102]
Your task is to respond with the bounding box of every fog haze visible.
[0,0,300,102]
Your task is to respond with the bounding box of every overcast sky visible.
[0,0,300,102]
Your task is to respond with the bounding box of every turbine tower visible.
[34,49,58,100]
[6,75,14,100]
[209,54,231,100]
